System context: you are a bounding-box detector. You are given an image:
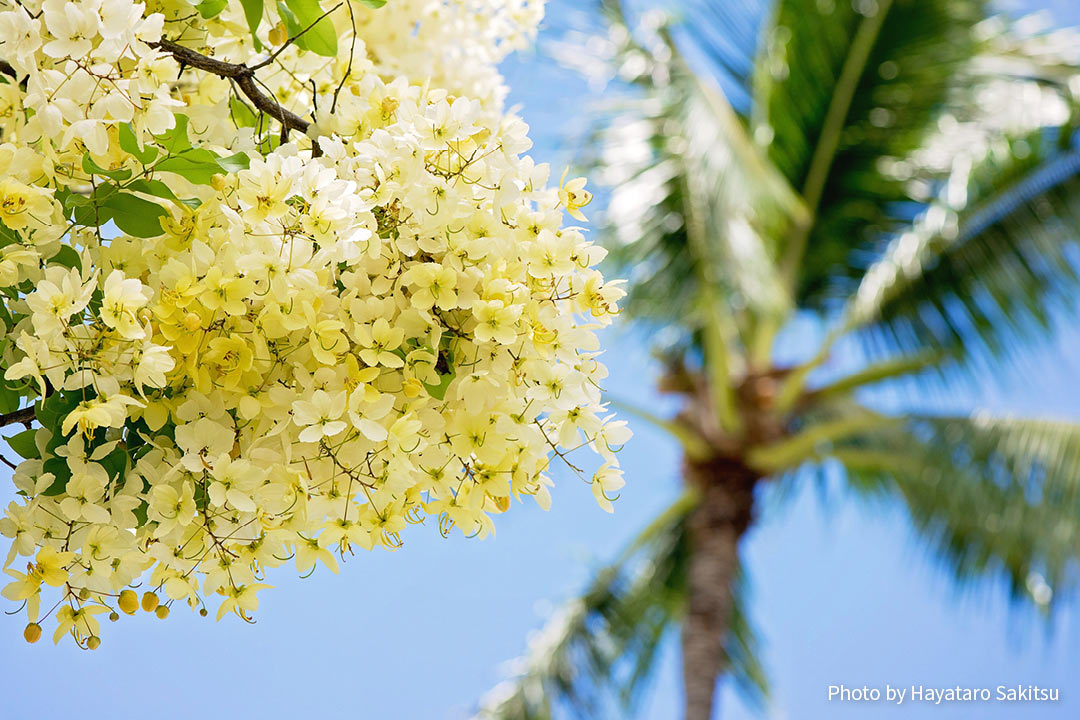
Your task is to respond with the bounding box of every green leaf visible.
[119,123,159,164]
[126,178,180,203]
[41,457,71,496]
[0,385,20,415]
[82,153,132,182]
[0,223,19,249]
[807,351,940,403]
[61,189,93,212]
[66,182,121,226]
[195,0,228,18]
[284,0,338,56]
[49,245,82,271]
[216,151,251,174]
[747,410,901,474]
[133,499,149,527]
[240,0,265,49]
[358,0,386,6]
[99,447,129,483]
[153,114,193,154]
[571,11,800,332]
[423,370,455,401]
[276,0,301,32]
[101,193,167,238]
[155,149,226,185]
[229,96,259,128]
[7,428,39,460]
[126,179,200,209]
[756,0,984,305]
[36,392,80,433]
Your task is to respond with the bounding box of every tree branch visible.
[0,405,35,428]
[151,39,312,136]
[2,38,323,153]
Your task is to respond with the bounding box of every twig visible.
[152,39,312,135]
[331,1,357,114]
[0,405,35,428]
[248,2,343,71]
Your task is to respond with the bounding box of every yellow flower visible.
[292,390,348,443]
[0,0,629,644]
[402,262,458,311]
[175,417,235,472]
[53,604,110,644]
[473,299,522,345]
[2,547,75,621]
[201,267,255,317]
[557,167,593,222]
[203,335,255,391]
[591,465,626,513]
[101,270,152,340]
[309,320,347,366]
[216,583,273,621]
[356,318,405,368]
[0,178,52,230]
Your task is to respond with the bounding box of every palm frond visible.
[845,124,1080,362]
[559,2,804,336]
[671,0,769,110]
[474,492,767,719]
[754,0,988,301]
[833,413,1080,606]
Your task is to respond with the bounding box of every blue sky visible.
[5,2,1080,719]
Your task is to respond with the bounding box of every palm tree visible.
[476,0,1080,717]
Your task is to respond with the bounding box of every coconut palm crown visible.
[478,1,1080,718]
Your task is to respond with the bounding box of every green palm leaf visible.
[755,0,987,300]
[474,492,767,719]
[567,3,804,335]
[526,3,1080,719]
[834,414,1080,603]
[845,125,1080,361]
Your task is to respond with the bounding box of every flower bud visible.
[118,590,138,615]
[402,377,424,398]
[86,636,101,650]
[141,591,159,612]
[23,623,41,643]
[268,21,288,46]
[155,605,170,620]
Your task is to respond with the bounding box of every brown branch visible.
[152,39,311,135]
[3,37,325,153]
[0,405,35,428]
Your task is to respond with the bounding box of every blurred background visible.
[6,0,1080,718]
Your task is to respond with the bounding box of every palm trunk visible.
[681,456,757,720]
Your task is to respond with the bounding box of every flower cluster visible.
[0,0,627,647]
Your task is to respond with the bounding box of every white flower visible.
[293,390,348,443]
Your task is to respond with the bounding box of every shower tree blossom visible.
[0,0,628,647]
